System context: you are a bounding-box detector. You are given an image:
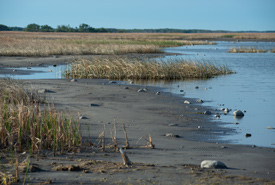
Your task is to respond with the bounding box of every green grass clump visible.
[228,47,268,53]
[0,78,81,154]
[65,57,233,80]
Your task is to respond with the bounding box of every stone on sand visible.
[200,160,227,169]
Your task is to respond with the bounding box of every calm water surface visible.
[1,41,274,147]
[140,41,275,148]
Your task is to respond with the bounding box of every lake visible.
[138,41,275,148]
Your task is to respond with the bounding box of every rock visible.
[79,116,88,119]
[70,79,77,82]
[233,110,245,117]
[234,122,239,125]
[137,88,148,92]
[129,81,134,84]
[90,104,100,107]
[168,123,178,127]
[184,100,191,104]
[215,114,220,119]
[200,160,227,169]
[180,90,184,92]
[245,133,252,137]
[204,110,212,115]
[53,64,57,67]
[196,99,204,103]
[165,133,180,138]
[124,87,129,89]
[38,89,49,93]
[48,70,52,72]
[155,92,160,95]
[108,81,116,84]
[267,127,275,129]
[195,86,199,89]
[224,108,230,113]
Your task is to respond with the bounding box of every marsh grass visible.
[0,32,216,57]
[0,78,81,154]
[228,47,268,53]
[65,57,233,80]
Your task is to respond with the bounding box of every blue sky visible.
[0,0,274,31]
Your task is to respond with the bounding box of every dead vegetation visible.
[65,57,233,80]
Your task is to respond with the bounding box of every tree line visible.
[0,23,274,33]
[0,23,228,33]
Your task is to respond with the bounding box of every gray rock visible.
[38,89,49,93]
[71,79,77,82]
[165,133,180,138]
[233,110,245,117]
[200,160,227,169]
[245,133,252,137]
[195,86,199,89]
[155,92,160,95]
[196,99,204,103]
[168,123,178,127]
[137,88,148,92]
[184,100,191,104]
[108,81,117,84]
[79,116,88,119]
[224,108,230,113]
[204,110,212,115]
[124,87,129,89]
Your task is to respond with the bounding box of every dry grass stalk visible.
[137,134,155,149]
[66,57,233,80]
[111,120,118,151]
[0,78,81,153]
[122,123,130,149]
[119,148,132,166]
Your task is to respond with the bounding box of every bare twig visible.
[122,123,130,149]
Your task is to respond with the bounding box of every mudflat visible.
[0,56,274,184]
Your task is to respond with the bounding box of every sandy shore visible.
[0,56,275,184]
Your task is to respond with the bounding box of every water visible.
[1,41,274,147]
[0,64,70,79]
[140,41,275,148]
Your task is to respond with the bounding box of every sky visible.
[0,0,275,31]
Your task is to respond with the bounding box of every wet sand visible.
[0,56,274,184]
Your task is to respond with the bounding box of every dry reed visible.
[65,57,233,80]
[0,32,217,57]
[0,78,81,153]
[228,47,268,53]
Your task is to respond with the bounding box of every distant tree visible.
[56,25,76,32]
[78,23,89,32]
[9,26,24,31]
[0,24,10,31]
[24,23,40,32]
[40,25,54,32]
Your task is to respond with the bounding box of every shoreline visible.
[1,56,275,184]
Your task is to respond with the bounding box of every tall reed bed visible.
[0,78,81,154]
[65,57,233,80]
[228,47,268,53]
[0,32,217,57]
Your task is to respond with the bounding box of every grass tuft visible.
[65,57,233,80]
[228,47,268,53]
[0,78,81,154]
